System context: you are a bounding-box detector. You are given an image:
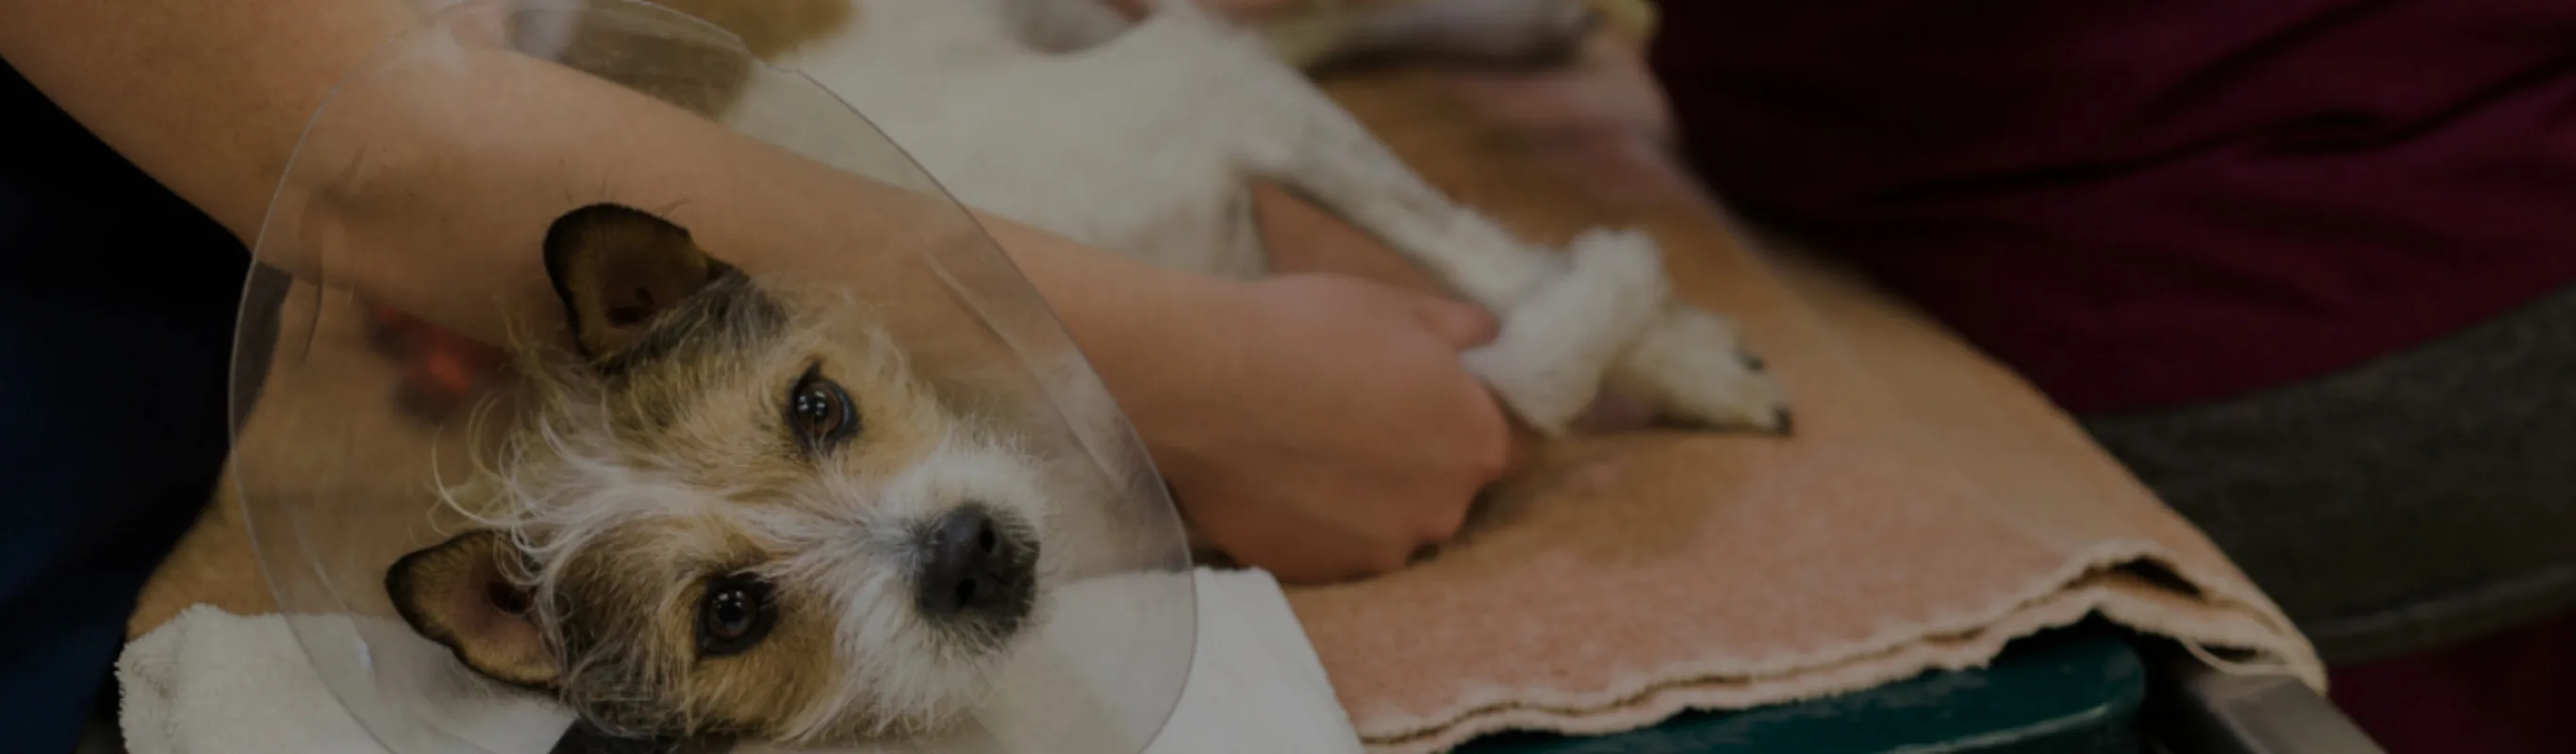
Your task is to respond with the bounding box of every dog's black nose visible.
[915,506,1036,626]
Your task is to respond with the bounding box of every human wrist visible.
[974,212,1251,469]
[1071,269,1252,474]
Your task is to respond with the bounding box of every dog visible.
[385,0,1791,747]
[390,203,1110,747]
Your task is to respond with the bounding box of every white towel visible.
[118,567,1361,754]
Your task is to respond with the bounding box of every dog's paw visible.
[1462,228,1667,435]
[1608,305,1793,435]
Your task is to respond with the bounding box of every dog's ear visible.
[542,203,739,360]
[387,530,562,689]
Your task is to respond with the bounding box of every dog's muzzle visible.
[913,504,1038,631]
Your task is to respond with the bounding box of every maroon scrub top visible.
[1649,1,2576,412]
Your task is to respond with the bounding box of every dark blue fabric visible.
[2,58,248,752]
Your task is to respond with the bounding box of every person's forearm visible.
[2,0,419,240]
[3,0,1223,381]
[2,0,1247,479]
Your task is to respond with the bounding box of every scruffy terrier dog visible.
[390,205,1079,746]
[386,0,1790,748]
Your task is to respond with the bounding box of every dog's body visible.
[384,0,1792,747]
[520,0,1789,436]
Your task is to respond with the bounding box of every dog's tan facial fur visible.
[388,204,1056,745]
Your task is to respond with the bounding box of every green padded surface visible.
[1453,624,2146,754]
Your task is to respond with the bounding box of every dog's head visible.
[387,204,1054,743]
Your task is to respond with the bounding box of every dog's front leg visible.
[1218,82,1632,434]
[1247,83,1787,434]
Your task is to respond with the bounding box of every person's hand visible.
[1152,272,1513,584]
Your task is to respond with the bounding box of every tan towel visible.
[1271,57,2325,754]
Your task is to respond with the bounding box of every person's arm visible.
[0,0,1252,469]
[1,0,1191,343]
[0,0,1513,583]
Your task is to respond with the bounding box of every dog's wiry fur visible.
[392,205,1091,745]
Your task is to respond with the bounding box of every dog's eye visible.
[697,574,776,658]
[786,365,860,451]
